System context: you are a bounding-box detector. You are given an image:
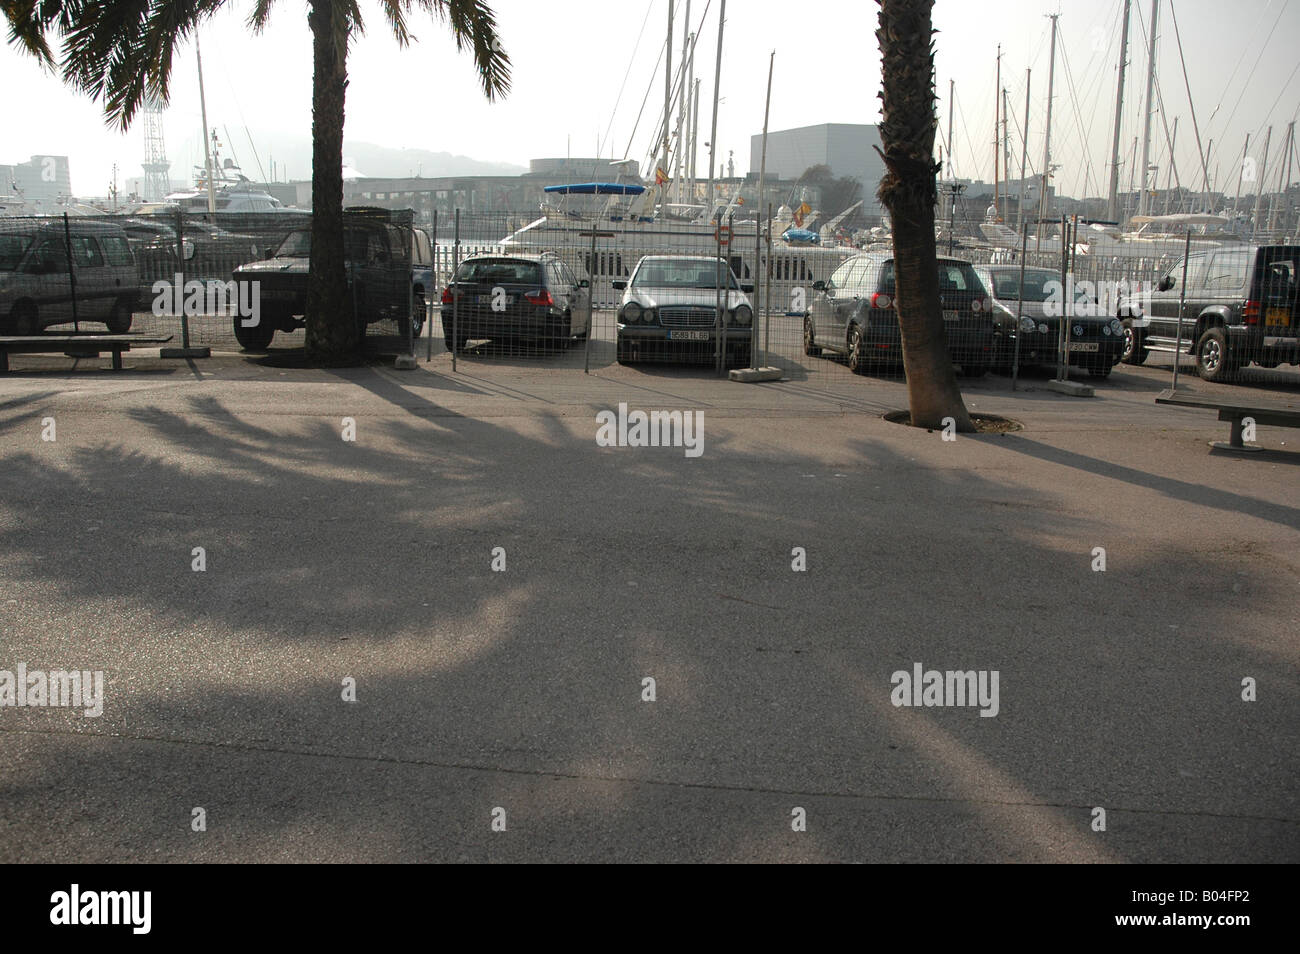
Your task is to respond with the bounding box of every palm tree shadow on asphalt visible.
[0,368,1296,862]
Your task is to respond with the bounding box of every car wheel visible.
[846,324,867,374]
[1195,326,1234,382]
[552,312,573,349]
[1121,319,1148,365]
[6,301,39,335]
[233,316,275,351]
[105,299,133,334]
[398,291,426,339]
[803,317,821,356]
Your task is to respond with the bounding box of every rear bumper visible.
[441,305,557,339]
[860,321,995,363]
[1227,327,1300,363]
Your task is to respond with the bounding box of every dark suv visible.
[230,208,433,350]
[1119,244,1299,381]
[439,253,590,352]
[804,253,994,374]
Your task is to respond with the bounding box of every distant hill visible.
[341,141,526,179]
[215,132,526,181]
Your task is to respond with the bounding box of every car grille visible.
[659,306,720,328]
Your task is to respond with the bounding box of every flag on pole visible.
[655,167,668,185]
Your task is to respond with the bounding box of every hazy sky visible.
[3,0,1299,201]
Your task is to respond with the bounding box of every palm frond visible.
[431,0,511,100]
[1,0,68,65]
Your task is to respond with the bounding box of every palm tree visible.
[875,0,972,431]
[3,0,510,363]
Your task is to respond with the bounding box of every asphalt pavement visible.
[0,337,1296,862]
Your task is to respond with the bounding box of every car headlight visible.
[1019,316,1036,334]
[1038,323,1049,334]
[622,302,642,323]
[733,304,753,326]
[643,307,657,324]
[1109,318,1123,335]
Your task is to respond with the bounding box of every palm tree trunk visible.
[876,0,973,431]
[306,0,356,360]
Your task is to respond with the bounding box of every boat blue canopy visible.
[543,183,646,195]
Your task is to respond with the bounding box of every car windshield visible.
[986,269,1061,303]
[275,230,311,257]
[633,259,738,289]
[0,234,31,270]
[455,259,543,284]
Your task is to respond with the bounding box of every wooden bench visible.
[0,334,174,372]
[1155,388,1300,451]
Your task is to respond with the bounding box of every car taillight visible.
[525,289,553,306]
[1244,299,1261,325]
[441,286,454,304]
[870,293,893,309]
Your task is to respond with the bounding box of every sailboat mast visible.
[993,45,1001,220]
[706,0,726,217]
[1003,86,1012,218]
[1137,0,1159,217]
[1037,14,1058,240]
[1251,125,1271,238]
[1268,122,1294,233]
[196,35,217,214]
[686,19,695,204]
[673,0,691,204]
[662,0,673,185]
[1162,117,1177,215]
[1018,69,1031,233]
[691,79,700,196]
[947,80,955,178]
[1106,0,1131,221]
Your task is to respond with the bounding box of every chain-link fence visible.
[3,206,1296,393]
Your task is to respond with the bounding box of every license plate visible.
[669,330,710,341]
[942,310,960,322]
[1068,342,1099,352]
[1266,306,1291,326]
[477,293,513,305]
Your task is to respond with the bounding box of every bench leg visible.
[1211,413,1262,452]
[112,349,123,371]
[0,350,7,373]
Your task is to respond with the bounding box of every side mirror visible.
[813,280,826,292]
[1157,275,1174,291]
[264,247,275,259]
[578,279,590,288]
[741,282,754,293]
[612,280,627,290]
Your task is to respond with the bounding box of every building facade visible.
[749,124,886,215]
[0,155,73,209]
